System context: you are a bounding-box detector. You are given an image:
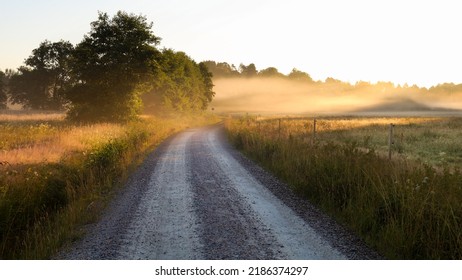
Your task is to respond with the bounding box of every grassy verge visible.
[225,116,462,259]
[0,113,219,259]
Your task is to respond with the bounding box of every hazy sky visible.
[1,0,461,87]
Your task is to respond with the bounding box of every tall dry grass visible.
[1,122,125,165]
[0,112,219,259]
[0,110,65,122]
[226,116,462,259]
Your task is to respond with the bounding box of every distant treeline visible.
[0,11,214,122]
[202,60,462,95]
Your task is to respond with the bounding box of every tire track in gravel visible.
[188,126,345,259]
[59,124,377,260]
[57,130,203,259]
[118,131,202,259]
[188,131,283,259]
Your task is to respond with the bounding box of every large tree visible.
[239,63,258,78]
[198,62,215,108]
[258,66,284,78]
[287,68,314,83]
[67,11,161,121]
[145,49,213,113]
[0,70,7,109]
[201,61,239,78]
[8,40,73,110]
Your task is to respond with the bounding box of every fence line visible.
[249,117,405,160]
[388,123,395,160]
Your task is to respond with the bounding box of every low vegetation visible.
[225,116,462,259]
[0,111,219,259]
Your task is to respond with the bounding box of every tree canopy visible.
[8,40,73,110]
[66,11,162,121]
[143,49,214,113]
[4,11,215,121]
[239,63,258,78]
[201,61,239,78]
[258,67,284,78]
[0,70,7,109]
[288,68,314,83]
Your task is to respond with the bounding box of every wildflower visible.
[415,184,421,191]
[422,177,429,184]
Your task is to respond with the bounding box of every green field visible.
[251,116,462,168]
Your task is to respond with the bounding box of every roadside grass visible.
[0,111,219,259]
[225,116,462,259]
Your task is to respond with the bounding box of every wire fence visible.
[240,116,458,164]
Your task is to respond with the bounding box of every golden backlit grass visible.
[1,122,125,165]
[226,116,462,259]
[0,110,65,122]
[0,111,220,259]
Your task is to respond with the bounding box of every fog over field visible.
[211,78,462,116]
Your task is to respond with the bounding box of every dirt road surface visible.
[59,125,379,260]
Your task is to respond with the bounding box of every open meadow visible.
[0,110,218,259]
[225,115,462,259]
[245,116,462,168]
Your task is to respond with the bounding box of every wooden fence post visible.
[312,118,317,144]
[278,119,281,139]
[388,123,394,160]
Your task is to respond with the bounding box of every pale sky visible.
[1,0,461,87]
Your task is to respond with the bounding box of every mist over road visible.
[60,125,377,260]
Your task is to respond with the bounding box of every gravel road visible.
[59,124,379,260]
